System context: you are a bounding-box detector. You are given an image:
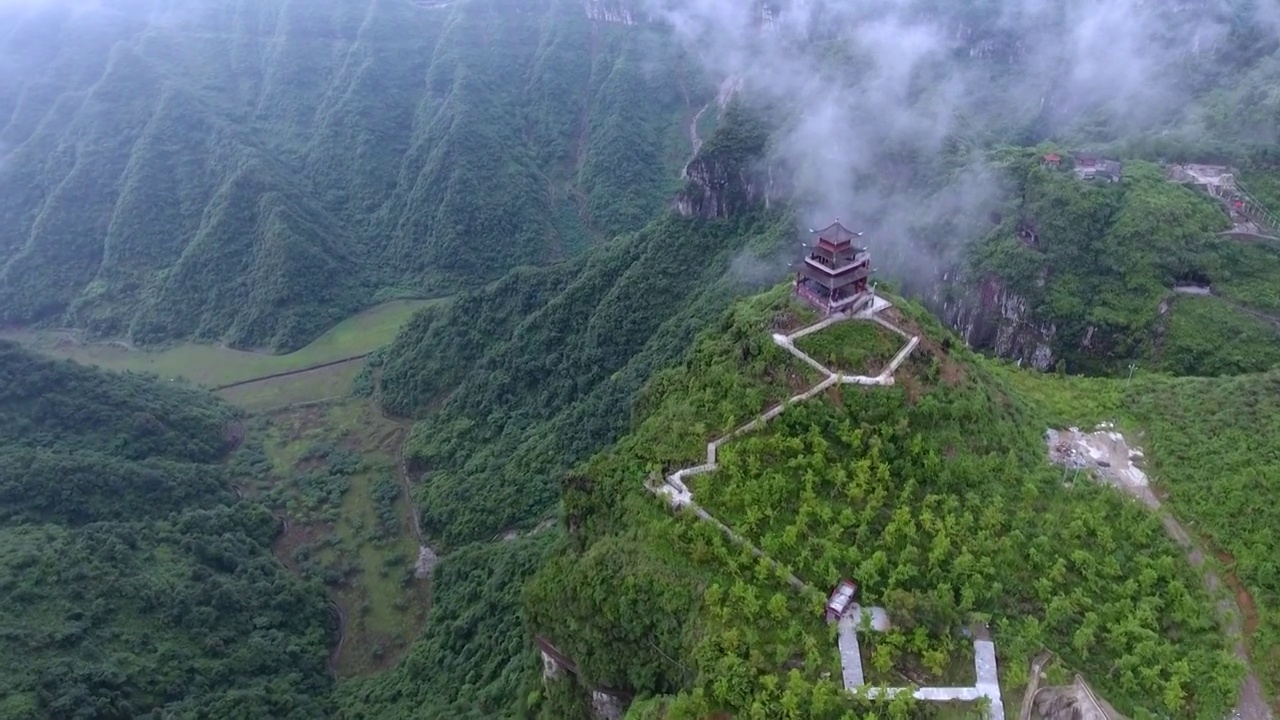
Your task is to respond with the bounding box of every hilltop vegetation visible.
[954,152,1280,376]
[1004,365,1280,700]
[0,342,333,718]
[0,0,698,351]
[522,287,1241,719]
[5,0,1280,718]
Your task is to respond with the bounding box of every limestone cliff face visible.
[582,0,644,24]
[673,97,775,220]
[937,273,1058,371]
[675,154,776,220]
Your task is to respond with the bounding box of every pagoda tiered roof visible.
[813,220,864,251]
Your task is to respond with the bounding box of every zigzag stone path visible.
[644,296,1006,718]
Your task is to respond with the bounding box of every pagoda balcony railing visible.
[795,282,831,309]
[804,256,870,277]
[795,281,870,313]
[808,250,870,265]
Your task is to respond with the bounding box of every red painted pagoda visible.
[794,220,872,314]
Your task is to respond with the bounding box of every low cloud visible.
[646,0,1275,276]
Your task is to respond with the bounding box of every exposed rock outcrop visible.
[940,273,1057,370]
[674,97,776,220]
[590,690,626,720]
[675,155,775,220]
[582,0,644,24]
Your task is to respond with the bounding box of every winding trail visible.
[642,296,1022,719]
[393,426,424,544]
[684,102,710,175]
[1172,284,1280,329]
[376,405,437,579]
[680,76,740,179]
[652,294,917,518]
[1155,504,1272,720]
[274,512,290,537]
[1017,652,1054,720]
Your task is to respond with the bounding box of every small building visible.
[794,221,873,315]
[825,578,858,622]
[1073,154,1122,183]
[1042,152,1062,168]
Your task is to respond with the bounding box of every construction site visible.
[1167,164,1279,240]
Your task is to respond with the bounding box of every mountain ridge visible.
[0,0,700,351]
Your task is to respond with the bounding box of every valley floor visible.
[0,298,444,397]
[0,300,451,678]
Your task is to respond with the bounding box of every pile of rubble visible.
[1045,423,1148,490]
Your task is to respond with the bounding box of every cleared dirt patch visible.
[1046,424,1151,499]
[1047,424,1274,720]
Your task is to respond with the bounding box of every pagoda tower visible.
[793,220,872,314]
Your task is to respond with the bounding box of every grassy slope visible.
[247,399,430,678]
[524,287,1240,719]
[794,320,903,376]
[1154,294,1280,377]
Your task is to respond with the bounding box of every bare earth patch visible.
[1046,423,1274,720]
[1046,423,1153,504]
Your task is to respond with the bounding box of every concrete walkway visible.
[652,296,918,513]
[976,639,1005,720]
[837,616,864,687]
[641,296,1016,714]
[648,299,919,594]
[855,638,1003,719]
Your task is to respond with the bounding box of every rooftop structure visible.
[1073,154,1122,183]
[794,221,873,315]
[825,578,858,622]
[1042,152,1062,167]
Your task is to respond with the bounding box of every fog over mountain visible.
[650,0,1279,270]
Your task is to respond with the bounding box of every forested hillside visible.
[363,101,777,551]
[6,0,1280,718]
[0,0,698,351]
[520,287,1242,718]
[372,206,790,548]
[947,150,1280,376]
[0,342,334,717]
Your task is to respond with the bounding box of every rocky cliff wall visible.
[938,273,1058,371]
[582,0,644,24]
[675,155,778,220]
